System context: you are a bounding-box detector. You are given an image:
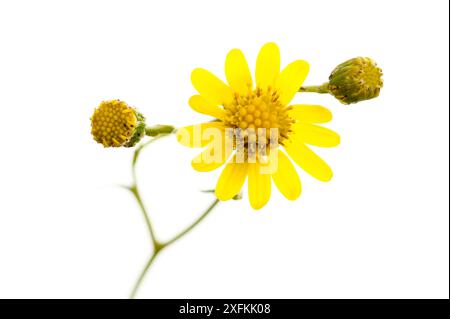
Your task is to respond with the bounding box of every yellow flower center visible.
[91,100,138,147]
[223,87,294,146]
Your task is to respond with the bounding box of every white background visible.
[0,0,448,299]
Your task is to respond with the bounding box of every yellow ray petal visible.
[215,154,248,201]
[272,150,302,200]
[192,133,233,172]
[189,95,226,120]
[289,104,332,123]
[255,42,280,90]
[276,60,309,105]
[248,162,272,209]
[284,142,333,182]
[176,122,225,148]
[191,68,234,106]
[291,123,340,148]
[225,49,253,96]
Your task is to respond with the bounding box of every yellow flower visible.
[177,43,340,209]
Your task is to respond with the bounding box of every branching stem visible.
[128,133,220,299]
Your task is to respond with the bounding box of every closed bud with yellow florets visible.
[300,57,383,104]
[90,100,175,148]
[91,100,146,147]
[328,57,383,104]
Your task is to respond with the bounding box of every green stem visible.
[129,185,159,248]
[130,134,171,246]
[130,251,160,299]
[299,82,330,94]
[129,198,220,299]
[164,198,220,247]
[128,133,220,299]
[145,125,175,137]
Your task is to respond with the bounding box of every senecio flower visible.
[177,43,340,209]
[91,100,146,148]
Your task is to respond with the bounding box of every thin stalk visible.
[145,125,175,137]
[299,82,330,94]
[164,198,220,247]
[129,185,159,248]
[129,198,220,299]
[130,134,170,246]
[127,132,221,299]
[130,252,160,299]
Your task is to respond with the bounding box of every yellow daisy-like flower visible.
[177,43,340,209]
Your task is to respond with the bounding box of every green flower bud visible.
[328,57,383,104]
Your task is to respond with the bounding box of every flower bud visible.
[328,57,383,104]
[90,100,146,147]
